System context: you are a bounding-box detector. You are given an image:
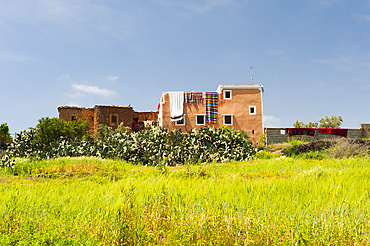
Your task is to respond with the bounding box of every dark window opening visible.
[111,115,117,124]
[225,91,231,99]
[252,130,255,134]
[71,116,77,121]
[224,115,232,125]
[196,115,205,125]
[176,118,184,125]
[91,117,94,122]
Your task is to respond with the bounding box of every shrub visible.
[0,123,12,146]
[4,126,256,165]
[254,150,280,159]
[289,139,307,147]
[291,151,326,160]
[33,117,90,151]
[283,140,307,157]
[326,139,369,159]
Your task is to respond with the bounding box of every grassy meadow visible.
[1,156,370,245]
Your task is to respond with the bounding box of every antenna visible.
[250,65,253,84]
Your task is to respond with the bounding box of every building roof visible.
[216,84,262,93]
[58,105,133,110]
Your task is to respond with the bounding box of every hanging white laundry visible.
[169,91,184,122]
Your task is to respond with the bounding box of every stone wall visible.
[58,105,137,133]
[58,106,95,135]
[94,105,134,131]
[133,111,158,122]
[266,127,368,145]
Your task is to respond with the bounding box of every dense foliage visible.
[4,126,255,165]
[318,115,343,128]
[0,123,12,146]
[293,115,343,128]
[32,117,90,151]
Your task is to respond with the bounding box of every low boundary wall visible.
[266,124,370,145]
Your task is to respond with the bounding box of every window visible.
[111,114,118,124]
[175,115,185,126]
[91,117,94,122]
[223,115,233,125]
[71,116,77,121]
[252,130,255,134]
[249,106,256,115]
[280,129,285,135]
[196,115,205,125]
[224,90,232,100]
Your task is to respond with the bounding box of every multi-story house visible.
[158,84,264,144]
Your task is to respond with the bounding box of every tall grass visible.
[1,157,370,245]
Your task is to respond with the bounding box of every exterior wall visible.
[161,87,263,144]
[58,105,135,133]
[265,127,367,145]
[58,106,95,135]
[94,105,134,131]
[133,111,158,121]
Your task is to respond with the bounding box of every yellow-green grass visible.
[1,157,370,245]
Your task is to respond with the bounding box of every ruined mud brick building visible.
[58,105,158,135]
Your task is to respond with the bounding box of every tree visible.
[318,116,343,128]
[293,116,342,128]
[33,117,90,150]
[0,123,12,145]
[304,122,318,128]
[293,120,304,128]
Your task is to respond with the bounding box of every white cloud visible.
[58,73,71,80]
[263,115,289,128]
[63,91,85,98]
[107,75,119,82]
[67,101,80,106]
[72,84,117,97]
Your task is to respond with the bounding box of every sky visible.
[1,0,370,134]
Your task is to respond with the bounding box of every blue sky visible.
[1,0,370,134]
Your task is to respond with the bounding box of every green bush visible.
[0,123,12,146]
[254,150,280,159]
[289,139,307,147]
[32,117,90,151]
[4,126,256,165]
[291,151,327,160]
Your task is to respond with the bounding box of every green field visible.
[1,157,370,245]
